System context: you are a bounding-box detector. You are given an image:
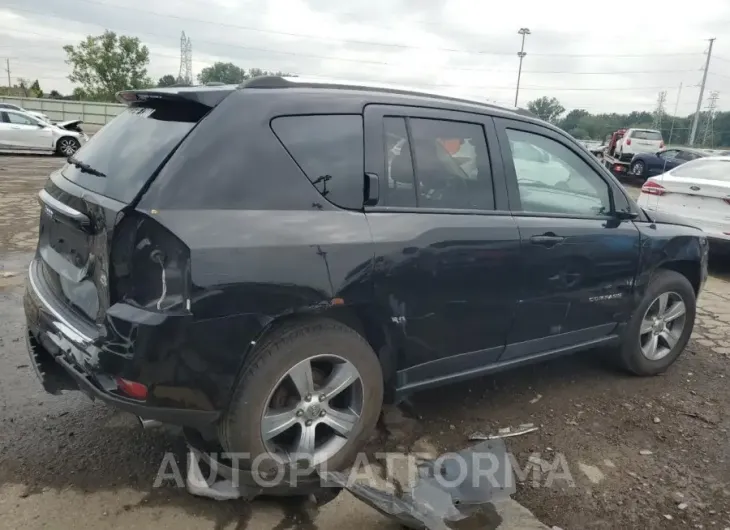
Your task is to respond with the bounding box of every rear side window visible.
[62,103,207,203]
[630,130,663,141]
[272,115,364,210]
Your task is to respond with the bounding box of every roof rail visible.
[242,75,528,116]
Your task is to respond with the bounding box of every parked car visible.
[0,109,87,155]
[637,156,730,248]
[628,148,706,179]
[0,102,51,123]
[615,128,665,161]
[24,77,708,478]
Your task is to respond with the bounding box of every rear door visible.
[35,100,210,324]
[363,105,522,389]
[495,118,641,359]
[0,112,18,149]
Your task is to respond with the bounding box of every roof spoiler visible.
[116,86,236,108]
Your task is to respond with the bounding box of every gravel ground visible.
[1,155,729,529]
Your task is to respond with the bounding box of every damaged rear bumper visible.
[23,258,220,430]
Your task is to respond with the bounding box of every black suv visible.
[25,77,708,473]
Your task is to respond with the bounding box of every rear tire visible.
[618,270,696,376]
[630,160,646,178]
[56,137,80,157]
[219,318,384,476]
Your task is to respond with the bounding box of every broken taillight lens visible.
[116,377,148,400]
[110,213,192,312]
[641,181,667,196]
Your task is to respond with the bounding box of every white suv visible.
[616,128,664,160]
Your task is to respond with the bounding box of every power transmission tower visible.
[177,31,193,85]
[653,91,667,129]
[514,28,531,107]
[689,37,715,146]
[701,91,719,147]
[4,58,10,89]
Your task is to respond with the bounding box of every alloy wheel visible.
[260,355,364,467]
[632,162,644,176]
[639,292,687,361]
[60,138,78,156]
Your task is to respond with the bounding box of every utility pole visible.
[4,59,10,89]
[689,38,715,146]
[515,28,531,107]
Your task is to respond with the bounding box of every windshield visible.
[672,159,730,181]
[630,130,663,141]
[60,102,207,203]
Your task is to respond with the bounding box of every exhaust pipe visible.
[138,417,163,429]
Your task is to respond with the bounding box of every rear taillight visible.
[110,213,192,312]
[641,181,667,196]
[116,377,148,400]
[626,139,632,146]
[723,198,730,205]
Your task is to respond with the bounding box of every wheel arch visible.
[657,259,702,295]
[227,304,399,408]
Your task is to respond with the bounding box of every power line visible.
[2,1,715,59]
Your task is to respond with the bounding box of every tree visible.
[49,90,63,99]
[157,74,178,87]
[198,62,247,84]
[63,31,153,101]
[197,62,292,84]
[527,97,565,124]
[30,80,43,97]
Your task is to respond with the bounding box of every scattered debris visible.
[639,450,654,456]
[664,514,674,521]
[603,459,616,469]
[0,271,18,279]
[682,411,720,425]
[566,420,578,426]
[678,503,688,510]
[653,417,661,424]
[529,394,543,404]
[578,463,605,484]
[469,424,538,441]
[672,492,685,503]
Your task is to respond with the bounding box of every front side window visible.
[7,112,37,126]
[506,128,611,217]
[272,115,364,210]
[409,118,494,210]
[658,150,678,160]
[383,117,417,208]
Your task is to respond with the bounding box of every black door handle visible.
[530,234,565,247]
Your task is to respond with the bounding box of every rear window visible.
[630,130,663,141]
[61,103,207,203]
[672,159,730,181]
[271,115,364,210]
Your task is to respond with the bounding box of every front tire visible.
[219,319,384,475]
[618,270,696,376]
[56,137,80,157]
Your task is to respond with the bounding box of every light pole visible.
[515,28,531,107]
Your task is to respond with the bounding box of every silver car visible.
[0,109,88,156]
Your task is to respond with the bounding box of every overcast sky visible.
[2,0,730,114]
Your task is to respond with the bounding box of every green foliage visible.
[527,96,730,148]
[64,31,153,101]
[526,96,565,124]
[197,62,290,84]
[157,74,178,87]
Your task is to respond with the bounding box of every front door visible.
[3,111,52,149]
[363,105,522,391]
[495,118,641,359]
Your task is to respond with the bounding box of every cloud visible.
[1,0,729,114]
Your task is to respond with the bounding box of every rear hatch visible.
[628,129,663,154]
[35,89,229,326]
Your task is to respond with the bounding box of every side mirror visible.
[614,210,639,221]
[37,123,46,128]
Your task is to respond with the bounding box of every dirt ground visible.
[1,154,730,529]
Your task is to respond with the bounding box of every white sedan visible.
[637,156,730,244]
[0,109,88,156]
[0,102,51,123]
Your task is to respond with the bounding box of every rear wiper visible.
[67,155,106,178]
